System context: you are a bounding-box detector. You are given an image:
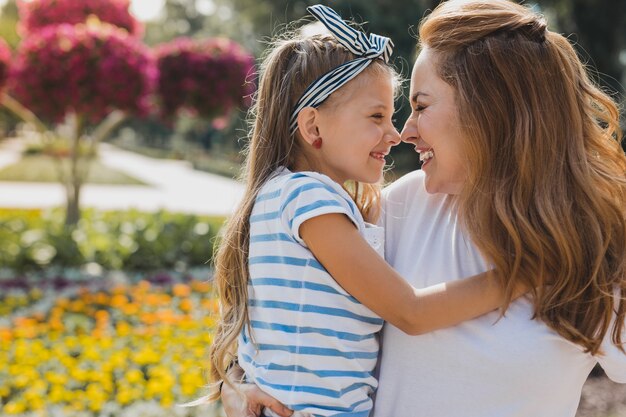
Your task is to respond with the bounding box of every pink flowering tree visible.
[155,37,254,122]
[1,0,255,226]
[10,23,154,124]
[5,17,155,225]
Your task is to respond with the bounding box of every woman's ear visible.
[296,107,322,147]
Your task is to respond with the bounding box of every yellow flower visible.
[86,383,107,411]
[70,367,89,382]
[180,371,205,396]
[116,320,131,336]
[3,400,26,415]
[133,346,160,365]
[161,394,175,407]
[49,385,66,403]
[125,368,144,384]
[45,370,69,386]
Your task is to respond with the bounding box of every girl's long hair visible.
[208,32,397,396]
[419,0,626,354]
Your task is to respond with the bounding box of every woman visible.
[221,0,626,415]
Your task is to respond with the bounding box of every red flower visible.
[17,0,143,37]
[9,23,155,123]
[155,37,255,120]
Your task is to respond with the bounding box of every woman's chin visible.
[424,176,463,195]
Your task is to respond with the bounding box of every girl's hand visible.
[222,380,293,417]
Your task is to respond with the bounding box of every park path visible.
[0,139,245,216]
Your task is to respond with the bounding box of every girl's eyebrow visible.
[366,102,392,110]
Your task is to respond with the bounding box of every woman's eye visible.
[371,113,384,119]
[415,105,426,112]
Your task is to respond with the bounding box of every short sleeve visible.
[280,175,360,246]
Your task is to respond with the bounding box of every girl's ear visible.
[296,107,322,146]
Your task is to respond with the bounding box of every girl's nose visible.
[386,127,401,145]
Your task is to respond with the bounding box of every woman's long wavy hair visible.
[419,0,626,354]
[208,31,398,396]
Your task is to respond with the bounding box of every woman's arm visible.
[221,364,292,417]
[300,213,525,335]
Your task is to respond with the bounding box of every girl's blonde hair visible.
[419,0,626,354]
[208,31,398,396]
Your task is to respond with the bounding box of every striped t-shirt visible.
[238,168,385,417]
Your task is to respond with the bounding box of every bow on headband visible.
[289,5,394,135]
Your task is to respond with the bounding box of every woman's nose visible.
[400,118,417,143]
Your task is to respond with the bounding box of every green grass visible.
[0,155,147,185]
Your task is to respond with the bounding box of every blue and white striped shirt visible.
[238,168,384,417]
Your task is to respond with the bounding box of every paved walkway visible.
[0,139,245,216]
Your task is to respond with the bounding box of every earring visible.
[312,138,322,149]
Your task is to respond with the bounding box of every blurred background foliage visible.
[0,208,224,272]
[1,0,623,176]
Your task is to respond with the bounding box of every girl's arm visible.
[300,213,526,335]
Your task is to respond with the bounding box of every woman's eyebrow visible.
[411,91,430,103]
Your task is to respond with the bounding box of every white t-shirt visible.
[372,170,626,417]
[239,168,385,417]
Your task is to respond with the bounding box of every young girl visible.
[209,5,524,417]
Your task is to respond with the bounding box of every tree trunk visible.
[65,113,84,227]
[65,180,81,226]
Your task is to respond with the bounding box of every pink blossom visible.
[9,23,155,123]
[17,0,143,37]
[155,37,255,120]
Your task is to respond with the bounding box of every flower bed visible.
[0,271,223,417]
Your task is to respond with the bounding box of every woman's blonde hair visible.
[419,0,626,354]
[208,31,398,396]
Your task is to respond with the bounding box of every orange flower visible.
[135,280,151,293]
[179,299,193,313]
[111,294,128,308]
[121,303,139,315]
[191,281,212,293]
[173,283,191,298]
[140,312,157,325]
[93,292,109,305]
[94,310,110,322]
[0,328,12,342]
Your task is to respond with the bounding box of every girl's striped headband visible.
[289,5,394,135]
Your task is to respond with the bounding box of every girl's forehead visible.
[330,70,394,104]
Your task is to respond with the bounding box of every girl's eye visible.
[371,113,384,119]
